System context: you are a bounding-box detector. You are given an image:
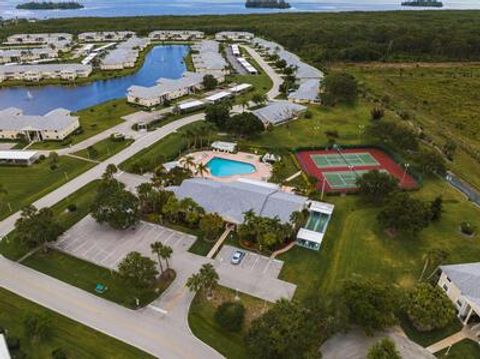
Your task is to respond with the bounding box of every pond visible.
[0,45,188,114]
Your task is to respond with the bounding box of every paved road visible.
[0,114,205,238]
[0,255,221,359]
[445,171,480,207]
[243,45,283,100]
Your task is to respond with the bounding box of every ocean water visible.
[1,0,479,19]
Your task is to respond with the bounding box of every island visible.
[401,0,443,7]
[245,0,291,9]
[16,1,84,10]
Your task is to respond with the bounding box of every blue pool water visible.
[0,45,188,114]
[207,157,256,177]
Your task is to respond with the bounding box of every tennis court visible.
[311,152,379,168]
[323,170,372,189]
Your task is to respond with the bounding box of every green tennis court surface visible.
[311,152,379,168]
[324,170,375,189]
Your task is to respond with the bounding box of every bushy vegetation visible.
[3,11,480,64]
[214,302,245,332]
[367,338,401,359]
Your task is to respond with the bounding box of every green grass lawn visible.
[0,288,153,359]
[73,138,134,161]
[279,179,480,300]
[0,156,94,221]
[338,63,480,190]
[22,250,175,309]
[436,339,480,358]
[188,286,270,359]
[399,314,463,347]
[31,99,137,150]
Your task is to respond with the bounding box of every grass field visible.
[73,137,134,161]
[0,156,94,221]
[436,339,480,358]
[0,288,152,358]
[31,99,136,150]
[338,63,480,189]
[188,286,270,359]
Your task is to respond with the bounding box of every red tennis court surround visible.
[296,148,418,192]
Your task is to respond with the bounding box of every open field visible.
[337,63,480,189]
[73,137,134,162]
[31,99,137,150]
[188,286,271,359]
[0,287,152,358]
[0,156,94,221]
[279,179,480,299]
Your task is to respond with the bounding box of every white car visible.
[231,250,245,265]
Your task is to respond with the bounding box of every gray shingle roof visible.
[253,101,307,125]
[288,79,320,102]
[169,178,307,224]
[0,107,77,131]
[440,262,480,307]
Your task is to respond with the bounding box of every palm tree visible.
[196,163,209,178]
[150,241,164,274]
[180,155,196,170]
[290,209,309,230]
[418,249,449,282]
[159,245,173,270]
[240,98,249,112]
[186,273,202,293]
[199,263,219,299]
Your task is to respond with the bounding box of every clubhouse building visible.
[0,108,80,142]
[170,178,334,251]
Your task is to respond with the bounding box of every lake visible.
[0,45,188,115]
[1,0,479,19]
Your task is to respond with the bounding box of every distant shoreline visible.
[16,1,84,10]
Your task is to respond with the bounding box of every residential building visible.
[0,47,58,64]
[191,40,229,81]
[438,262,480,325]
[0,334,10,359]
[0,150,40,166]
[148,30,204,41]
[0,64,92,82]
[78,31,135,42]
[288,79,321,103]
[215,31,255,42]
[0,108,80,141]
[127,71,205,107]
[253,100,307,126]
[236,57,258,74]
[4,33,73,46]
[170,178,334,250]
[99,37,150,70]
[204,91,233,104]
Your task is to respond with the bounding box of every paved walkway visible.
[0,114,205,239]
[243,45,283,100]
[426,325,478,353]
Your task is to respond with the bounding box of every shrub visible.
[406,283,456,332]
[214,301,246,332]
[6,336,20,351]
[67,204,77,212]
[371,107,385,121]
[460,222,475,236]
[304,110,313,119]
[367,338,400,359]
[51,348,67,359]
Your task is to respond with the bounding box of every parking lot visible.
[215,245,283,278]
[54,215,196,270]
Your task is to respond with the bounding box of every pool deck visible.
[182,151,272,183]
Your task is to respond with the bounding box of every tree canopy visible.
[322,72,358,105]
[202,74,218,90]
[245,298,332,359]
[367,338,401,359]
[205,103,231,128]
[225,112,265,137]
[356,170,398,204]
[118,251,158,287]
[405,283,456,332]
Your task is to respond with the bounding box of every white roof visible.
[205,91,232,102]
[229,83,253,93]
[0,107,78,131]
[0,334,10,359]
[0,150,39,160]
[310,201,334,215]
[178,100,205,110]
[211,141,237,152]
[253,101,307,125]
[297,228,325,245]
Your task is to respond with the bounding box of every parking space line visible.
[250,254,260,271]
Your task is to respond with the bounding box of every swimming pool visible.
[206,157,256,177]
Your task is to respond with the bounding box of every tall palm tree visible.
[159,245,173,270]
[196,163,209,178]
[186,273,202,293]
[180,155,196,171]
[199,263,219,299]
[150,241,164,274]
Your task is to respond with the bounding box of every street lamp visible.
[401,163,410,186]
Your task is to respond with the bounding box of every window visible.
[443,284,449,292]
[456,300,463,308]
[446,276,451,282]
